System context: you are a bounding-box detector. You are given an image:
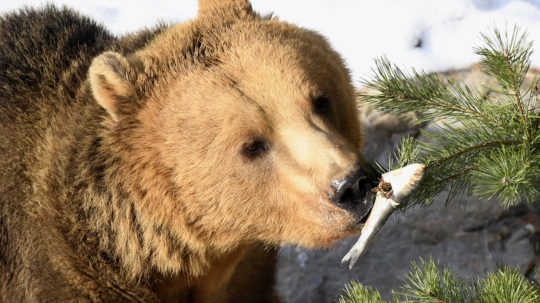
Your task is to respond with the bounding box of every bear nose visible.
[330,164,378,219]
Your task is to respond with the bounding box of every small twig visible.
[513,89,530,139]
[425,291,449,303]
[503,51,532,141]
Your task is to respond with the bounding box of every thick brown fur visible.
[0,1,369,302]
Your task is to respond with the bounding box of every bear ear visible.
[198,0,253,16]
[88,51,135,122]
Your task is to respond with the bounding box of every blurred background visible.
[2,0,540,81]
[1,0,538,301]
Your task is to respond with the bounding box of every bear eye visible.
[312,93,331,116]
[241,138,270,160]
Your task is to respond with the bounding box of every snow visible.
[2,0,540,85]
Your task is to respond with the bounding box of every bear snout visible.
[329,164,378,223]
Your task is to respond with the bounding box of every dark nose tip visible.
[330,165,378,213]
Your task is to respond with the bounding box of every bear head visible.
[88,0,377,275]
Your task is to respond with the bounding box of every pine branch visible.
[338,282,385,303]
[338,259,540,303]
[360,27,539,207]
[476,26,533,140]
[358,59,505,129]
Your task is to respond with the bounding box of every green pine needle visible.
[338,259,539,303]
[395,258,469,303]
[474,267,540,303]
[338,282,386,303]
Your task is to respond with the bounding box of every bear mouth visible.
[357,207,372,225]
[353,190,375,226]
[339,187,375,227]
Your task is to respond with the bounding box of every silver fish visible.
[341,163,425,269]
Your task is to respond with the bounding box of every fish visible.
[341,163,425,270]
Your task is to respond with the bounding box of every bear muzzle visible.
[329,163,378,225]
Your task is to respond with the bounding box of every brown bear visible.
[0,0,378,302]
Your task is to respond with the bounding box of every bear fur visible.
[0,1,374,302]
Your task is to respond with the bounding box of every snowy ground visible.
[2,0,540,84]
